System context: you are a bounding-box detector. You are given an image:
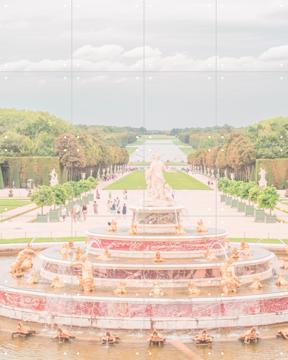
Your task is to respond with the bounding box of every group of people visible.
[107,190,128,216]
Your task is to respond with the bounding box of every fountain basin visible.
[1,285,288,330]
[38,246,276,288]
[87,227,228,258]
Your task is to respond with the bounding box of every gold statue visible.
[149,329,166,346]
[149,281,165,297]
[11,322,36,338]
[282,261,288,271]
[102,331,120,345]
[50,276,64,288]
[27,272,39,285]
[72,255,94,293]
[107,219,117,233]
[205,249,218,261]
[249,277,263,290]
[240,241,250,257]
[175,224,184,234]
[220,263,240,295]
[187,281,200,296]
[276,274,288,287]
[55,327,75,342]
[113,282,127,296]
[74,247,84,261]
[99,248,111,260]
[60,241,74,259]
[154,251,164,263]
[196,219,207,233]
[239,327,259,344]
[229,247,239,260]
[129,223,138,235]
[193,329,213,344]
[10,244,35,278]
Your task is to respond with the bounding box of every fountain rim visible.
[0,283,288,304]
[38,247,275,269]
[86,228,228,240]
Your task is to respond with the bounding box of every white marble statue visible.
[258,167,267,188]
[230,172,235,181]
[49,169,58,186]
[145,156,173,201]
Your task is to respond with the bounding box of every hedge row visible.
[0,157,67,187]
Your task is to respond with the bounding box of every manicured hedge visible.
[0,166,4,189]
[1,157,67,187]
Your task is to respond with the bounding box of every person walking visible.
[122,203,127,216]
[93,201,98,215]
[61,207,67,222]
[82,204,88,221]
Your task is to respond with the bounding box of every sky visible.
[0,0,287,129]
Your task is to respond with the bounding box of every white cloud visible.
[0,44,287,72]
[73,44,124,61]
[259,45,288,61]
[123,46,162,59]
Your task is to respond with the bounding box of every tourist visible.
[82,204,88,221]
[75,204,81,222]
[70,206,76,222]
[122,203,127,216]
[93,201,98,215]
[96,188,100,199]
[61,207,67,222]
[123,189,128,200]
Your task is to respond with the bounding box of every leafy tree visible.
[31,185,54,215]
[62,182,74,200]
[0,131,33,156]
[77,179,91,194]
[52,184,68,207]
[54,133,85,179]
[239,181,255,201]
[87,176,97,189]
[226,134,256,180]
[248,185,261,204]
[257,186,279,215]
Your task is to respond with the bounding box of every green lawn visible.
[0,236,286,245]
[0,236,86,244]
[0,199,31,214]
[105,170,210,190]
[105,170,147,190]
[164,171,210,190]
[126,146,137,155]
[178,146,193,155]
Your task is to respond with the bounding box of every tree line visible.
[0,108,145,180]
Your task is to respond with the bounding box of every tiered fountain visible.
[0,159,288,331]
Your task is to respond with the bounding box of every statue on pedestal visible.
[50,168,58,186]
[258,168,267,188]
[145,156,173,202]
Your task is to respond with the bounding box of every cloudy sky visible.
[0,0,287,129]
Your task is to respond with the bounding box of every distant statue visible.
[258,167,267,188]
[50,168,58,186]
[145,156,173,201]
[230,173,235,181]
